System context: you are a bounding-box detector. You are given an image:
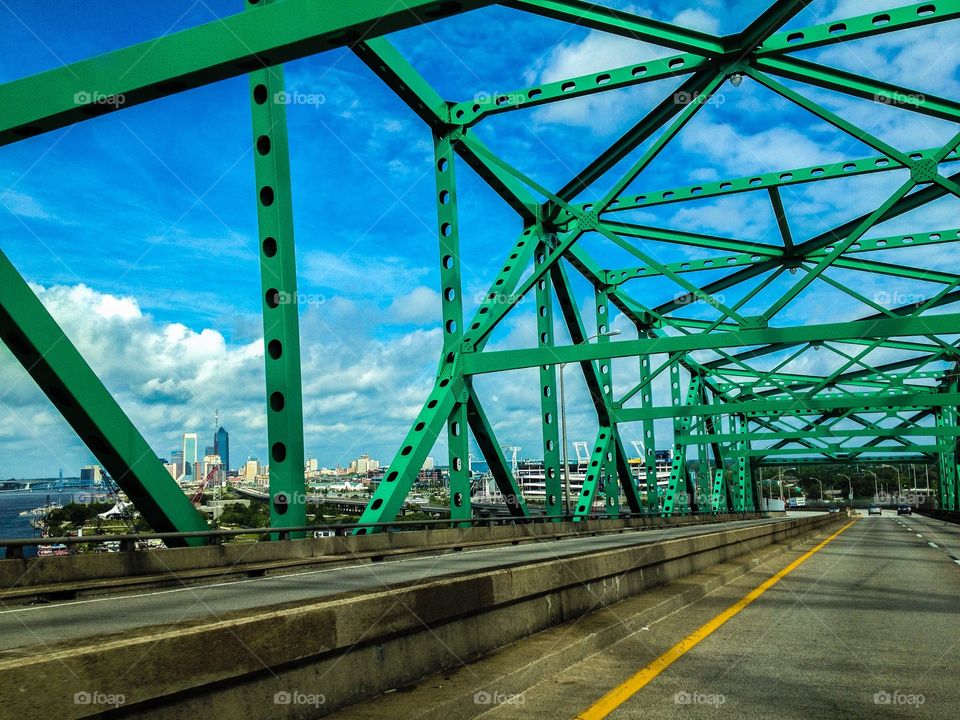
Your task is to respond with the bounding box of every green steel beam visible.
[662,369,701,516]
[679,425,956,444]
[248,23,306,536]
[355,378,458,532]
[709,368,939,393]
[571,428,612,520]
[553,68,721,203]
[747,444,940,458]
[731,0,816,52]
[936,406,958,509]
[757,0,960,55]
[462,313,960,376]
[0,249,209,544]
[617,391,960,422]
[550,263,611,425]
[504,0,727,55]
[466,389,530,517]
[552,261,642,513]
[731,415,754,511]
[0,0,493,147]
[576,146,959,220]
[754,54,960,123]
[760,455,933,465]
[354,38,537,221]
[433,132,472,523]
[449,53,708,126]
[6,0,959,534]
[710,468,726,513]
[635,334,660,510]
[535,240,563,518]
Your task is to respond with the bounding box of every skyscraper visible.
[182,433,198,479]
[214,426,230,473]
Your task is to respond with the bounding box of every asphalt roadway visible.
[463,510,960,720]
[0,515,793,654]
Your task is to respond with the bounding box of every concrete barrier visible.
[917,508,960,524]
[0,513,762,600]
[0,513,841,720]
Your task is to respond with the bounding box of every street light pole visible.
[838,473,852,505]
[880,464,900,499]
[864,469,878,501]
[559,329,620,518]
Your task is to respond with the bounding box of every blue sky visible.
[0,1,958,477]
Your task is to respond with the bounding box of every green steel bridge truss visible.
[1,0,959,543]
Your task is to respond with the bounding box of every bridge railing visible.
[0,509,762,559]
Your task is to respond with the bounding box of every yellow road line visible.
[575,519,858,720]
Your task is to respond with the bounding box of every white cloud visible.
[0,282,450,477]
[0,190,49,220]
[385,285,441,324]
[302,250,430,297]
[525,28,677,135]
[672,9,720,35]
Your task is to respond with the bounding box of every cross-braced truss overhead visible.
[1,0,959,543]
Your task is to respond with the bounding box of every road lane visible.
[477,513,959,719]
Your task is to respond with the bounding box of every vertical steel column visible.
[535,237,563,518]
[572,428,611,520]
[434,132,471,523]
[704,407,727,512]
[730,415,752,512]
[248,1,306,535]
[936,406,957,511]
[663,364,698,515]
[950,397,960,512]
[637,341,659,510]
[742,417,757,511]
[695,381,709,511]
[595,288,619,516]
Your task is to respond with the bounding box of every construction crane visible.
[190,464,220,506]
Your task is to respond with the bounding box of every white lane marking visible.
[928,542,939,548]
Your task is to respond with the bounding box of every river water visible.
[0,485,104,557]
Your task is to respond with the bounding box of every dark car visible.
[868,505,882,516]
[897,504,912,516]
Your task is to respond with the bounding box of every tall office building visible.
[182,433,198,479]
[80,465,103,483]
[170,449,184,479]
[214,426,230,473]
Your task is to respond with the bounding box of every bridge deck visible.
[0,516,797,654]
[333,511,960,719]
